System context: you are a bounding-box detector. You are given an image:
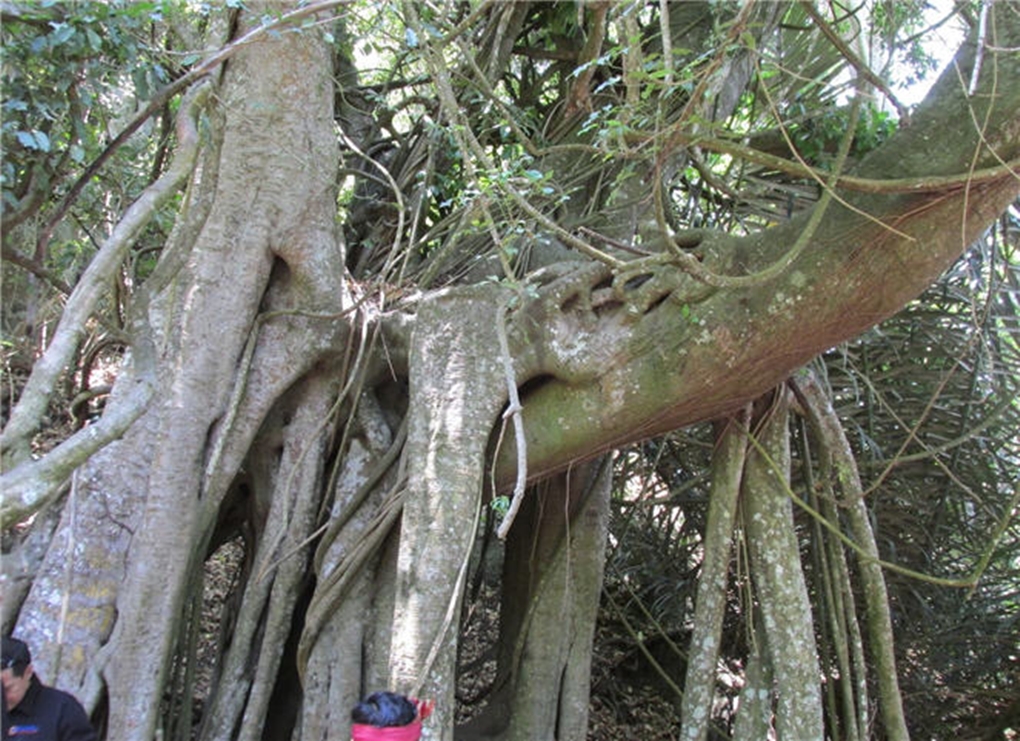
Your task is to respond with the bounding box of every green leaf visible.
[132,68,150,100]
[49,23,75,47]
[15,130,50,152]
[86,28,103,51]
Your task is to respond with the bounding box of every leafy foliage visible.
[0,0,211,427]
[2,1,182,215]
[2,1,1017,739]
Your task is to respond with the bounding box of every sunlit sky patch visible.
[893,0,969,107]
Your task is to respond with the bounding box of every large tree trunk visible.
[458,459,610,741]
[3,4,1020,741]
[387,288,511,737]
[11,7,349,739]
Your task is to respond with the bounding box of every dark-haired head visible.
[351,691,417,728]
[1,636,31,679]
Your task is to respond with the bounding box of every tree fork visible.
[101,7,345,738]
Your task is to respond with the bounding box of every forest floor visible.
[195,538,687,740]
[586,685,683,741]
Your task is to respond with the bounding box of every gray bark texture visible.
[473,459,611,741]
[2,4,1019,741]
[389,288,511,739]
[63,7,346,739]
[679,411,750,741]
[742,392,824,740]
[794,371,909,741]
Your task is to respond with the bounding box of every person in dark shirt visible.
[2,636,96,741]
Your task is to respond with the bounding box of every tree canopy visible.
[1,2,1018,740]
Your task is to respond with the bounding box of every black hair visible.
[1,636,31,678]
[351,691,417,727]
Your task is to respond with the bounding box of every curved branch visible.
[667,83,866,288]
[494,296,528,540]
[646,131,1020,194]
[0,80,212,495]
[798,1,910,121]
[0,373,153,528]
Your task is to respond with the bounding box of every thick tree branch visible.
[493,4,1020,488]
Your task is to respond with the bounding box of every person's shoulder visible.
[38,683,96,739]
[36,682,88,712]
[38,682,78,701]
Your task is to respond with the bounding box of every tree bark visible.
[8,399,159,710]
[389,287,512,739]
[794,371,909,741]
[4,5,1020,741]
[742,391,824,740]
[461,458,610,741]
[99,9,346,739]
[679,410,749,741]
[732,625,774,741]
[299,392,404,741]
